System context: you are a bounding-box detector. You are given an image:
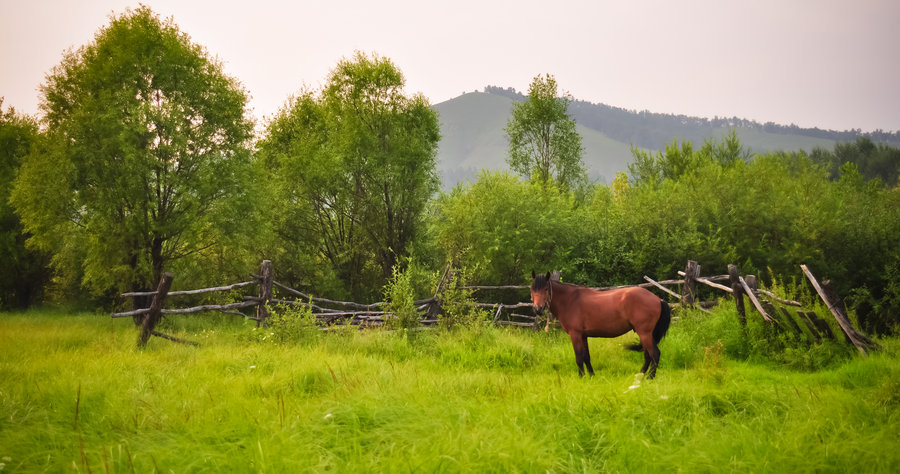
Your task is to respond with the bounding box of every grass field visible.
[1,308,898,472]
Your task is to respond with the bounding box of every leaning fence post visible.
[800,264,876,355]
[727,264,746,326]
[256,260,273,327]
[778,307,805,336]
[797,311,823,343]
[738,275,772,322]
[138,272,174,348]
[426,263,452,322]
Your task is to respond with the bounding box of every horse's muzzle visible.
[533,304,545,316]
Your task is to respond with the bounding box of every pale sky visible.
[2,0,899,132]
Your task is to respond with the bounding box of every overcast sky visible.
[2,0,899,132]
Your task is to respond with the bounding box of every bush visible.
[665,305,749,370]
[261,302,319,345]
[665,301,855,372]
[437,269,492,330]
[383,266,420,332]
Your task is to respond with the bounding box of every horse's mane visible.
[531,273,552,290]
[531,273,580,290]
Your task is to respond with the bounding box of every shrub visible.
[437,268,491,330]
[262,302,319,345]
[383,265,420,332]
[665,300,855,372]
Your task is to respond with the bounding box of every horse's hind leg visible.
[569,332,587,377]
[645,344,661,379]
[638,333,662,379]
[647,346,661,379]
[582,335,595,377]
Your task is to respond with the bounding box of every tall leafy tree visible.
[11,6,254,305]
[0,101,50,308]
[258,52,440,299]
[811,137,900,186]
[431,171,584,285]
[257,90,358,297]
[505,74,586,190]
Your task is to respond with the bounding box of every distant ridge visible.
[432,87,900,189]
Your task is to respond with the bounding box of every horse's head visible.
[530,270,552,316]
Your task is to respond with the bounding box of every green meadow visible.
[1,309,897,473]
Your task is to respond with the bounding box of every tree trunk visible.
[151,236,165,289]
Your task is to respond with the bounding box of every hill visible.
[433,89,900,189]
[433,92,634,187]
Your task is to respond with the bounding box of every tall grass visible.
[1,309,897,472]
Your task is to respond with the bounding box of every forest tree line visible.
[2,7,899,335]
[484,85,900,151]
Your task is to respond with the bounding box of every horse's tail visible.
[653,299,672,345]
[625,299,671,351]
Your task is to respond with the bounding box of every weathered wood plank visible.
[111,308,152,318]
[121,280,256,297]
[682,260,701,307]
[138,273,173,348]
[739,276,772,322]
[643,275,682,300]
[728,264,746,326]
[800,264,875,355]
[160,300,259,315]
[256,260,273,327]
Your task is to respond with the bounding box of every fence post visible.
[778,307,805,336]
[138,272,174,348]
[727,264,746,326]
[256,260,273,327]
[821,281,852,343]
[807,311,836,340]
[682,260,700,308]
[426,264,452,322]
[800,264,876,355]
[745,275,757,292]
[798,311,823,342]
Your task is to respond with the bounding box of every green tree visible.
[628,130,750,186]
[258,52,440,299]
[0,101,51,308]
[699,129,752,166]
[505,74,586,191]
[431,171,584,285]
[10,7,255,306]
[811,137,900,186]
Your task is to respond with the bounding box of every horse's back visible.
[578,286,661,337]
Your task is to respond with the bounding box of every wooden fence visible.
[112,259,877,354]
[671,260,877,355]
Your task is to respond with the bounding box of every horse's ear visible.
[545,271,551,281]
[531,270,536,279]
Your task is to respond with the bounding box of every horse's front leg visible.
[569,332,587,377]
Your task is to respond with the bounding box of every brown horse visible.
[530,271,671,379]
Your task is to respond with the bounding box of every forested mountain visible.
[433,87,900,188]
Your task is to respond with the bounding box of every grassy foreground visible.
[1,310,898,473]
